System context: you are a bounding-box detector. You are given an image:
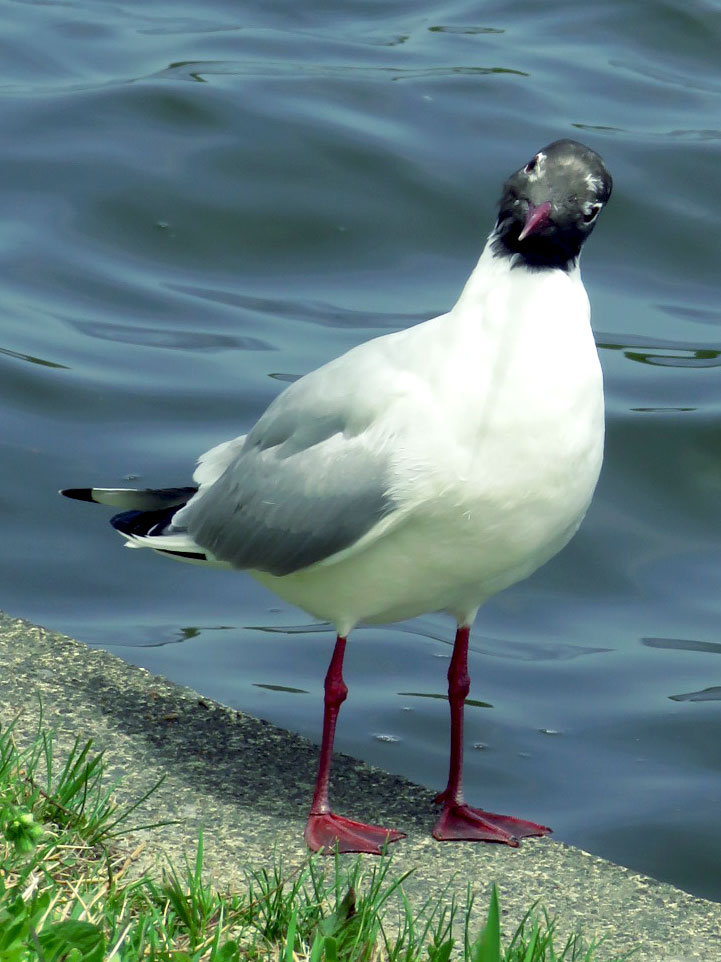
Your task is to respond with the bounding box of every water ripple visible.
[643,637,721,656]
[597,332,721,368]
[69,319,272,352]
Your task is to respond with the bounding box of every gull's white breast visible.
[251,250,604,635]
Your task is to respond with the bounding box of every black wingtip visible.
[60,488,97,503]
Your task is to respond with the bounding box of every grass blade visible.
[470,884,501,962]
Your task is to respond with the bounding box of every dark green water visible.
[2,0,721,900]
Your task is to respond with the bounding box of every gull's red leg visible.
[432,624,551,846]
[305,634,406,854]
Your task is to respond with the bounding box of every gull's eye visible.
[524,156,538,174]
[583,203,602,224]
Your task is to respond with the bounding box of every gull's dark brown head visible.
[493,139,612,270]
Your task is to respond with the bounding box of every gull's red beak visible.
[518,201,552,241]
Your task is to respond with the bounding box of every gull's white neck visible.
[453,227,584,318]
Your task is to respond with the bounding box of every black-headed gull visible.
[63,139,612,853]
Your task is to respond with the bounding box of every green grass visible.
[0,709,634,962]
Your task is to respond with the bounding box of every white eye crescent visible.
[583,203,602,224]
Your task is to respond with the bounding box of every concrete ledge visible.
[1,610,719,960]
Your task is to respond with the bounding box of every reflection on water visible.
[670,687,721,703]
[0,347,69,368]
[657,304,721,325]
[643,637,721,655]
[473,637,611,662]
[156,60,531,83]
[597,332,721,368]
[70,319,270,352]
[253,683,309,694]
[398,692,493,709]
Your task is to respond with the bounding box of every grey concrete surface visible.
[1,610,719,960]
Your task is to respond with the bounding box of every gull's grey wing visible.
[178,381,396,577]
